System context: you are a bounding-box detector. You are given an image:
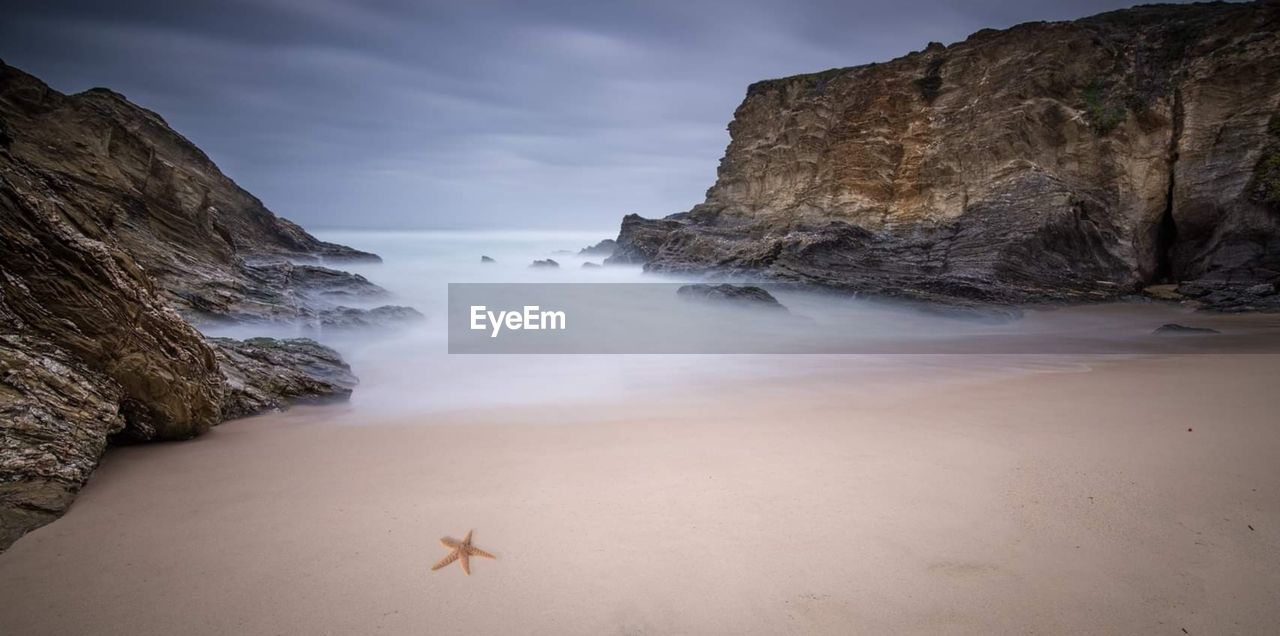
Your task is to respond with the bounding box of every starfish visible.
[431,529,496,575]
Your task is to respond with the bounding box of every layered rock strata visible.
[0,60,407,549]
[610,3,1280,308]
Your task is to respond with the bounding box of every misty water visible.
[199,230,1280,420]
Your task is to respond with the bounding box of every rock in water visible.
[605,214,686,265]
[180,260,391,326]
[1153,323,1221,335]
[677,284,788,311]
[582,262,602,269]
[530,259,560,268]
[578,239,617,257]
[607,4,1280,306]
[209,337,358,420]
[481,255,496,263]
[317,305,425,329]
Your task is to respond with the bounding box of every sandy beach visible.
[1,353,1277,634]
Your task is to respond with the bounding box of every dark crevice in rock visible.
[1152,204,1179,284]
[1153,88,1183,284]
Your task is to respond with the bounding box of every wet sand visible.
[1,355,1278,634]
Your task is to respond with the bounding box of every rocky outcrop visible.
[1174,278,1280,311]
[1153,323,1220,335]
[0,60,405,549]
[1,141,225,548]
[316,304,424,329]
[606,214,688,265]
[611,3,1280,306]
[0,333,124,549]
[0,151,225,442]
[676,284,788,311]
[530,259,560,268]
[210,337,357,420]
[578,238,617,257]
[176,259,399,326]
[0,61,410,327]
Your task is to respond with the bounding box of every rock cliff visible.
[0,60,396,549]
[610,2,1280,308]
[0,61,421,326]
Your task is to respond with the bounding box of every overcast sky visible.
[1,0,1187,230]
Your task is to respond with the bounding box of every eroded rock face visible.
[0,60,401,549]
[613,3,1280,305]
[0,62,382,326]
[209,337,358,420]
[1,144,225,548]
[0,156,225,442]
[606,214,688,265]
[0,333,124,549]
[578,238,617,257]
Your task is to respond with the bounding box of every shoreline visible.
[2,354,1277,634]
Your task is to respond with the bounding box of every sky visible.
[0,0,1193,230]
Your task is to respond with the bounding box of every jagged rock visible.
[1,138,225,549]
[606,214,686,265]
[1175,281,1213,298]
[0,60,409,550]
[208,337,357,420]
[281,263,385,298]
[530,259,560,268]
[0,333,125,550]
[578,239,617,257]
[1246,282,1276,297]
[609,4,1280,306]
[481,255,495,263]
[676,284,788,311]
[1174,279,1280,311]
[0,62,385,327]
[176,260,390,326]
[0,155,225,443]
[1153,323,1220,335]
[316,305,424,329]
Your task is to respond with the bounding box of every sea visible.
[196,229,1280,420]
